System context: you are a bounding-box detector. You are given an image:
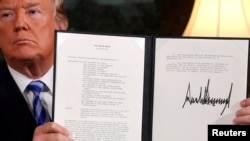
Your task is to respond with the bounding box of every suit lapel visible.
[0,60,37,140]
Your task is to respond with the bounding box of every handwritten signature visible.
[182,79,233,115]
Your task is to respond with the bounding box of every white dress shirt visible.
[8,65,54,118]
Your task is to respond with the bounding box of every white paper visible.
[53,32,145,141]
[152,38,249,141]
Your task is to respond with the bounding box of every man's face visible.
[0,0,57,64]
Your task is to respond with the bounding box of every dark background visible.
[64,0,194,36]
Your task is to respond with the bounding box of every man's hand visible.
[233,98,250,125]
[32,122,74,141]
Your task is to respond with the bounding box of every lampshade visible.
[183,0,250,37]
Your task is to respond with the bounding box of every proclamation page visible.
[53,31,145,141]
[152,38,249,141]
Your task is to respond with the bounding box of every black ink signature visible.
[182,79,232,115]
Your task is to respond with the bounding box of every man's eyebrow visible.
[0,3,41,11]
[0,5,14,11]
[22,3,41,9]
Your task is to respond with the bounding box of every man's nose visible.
[13,12,29,32]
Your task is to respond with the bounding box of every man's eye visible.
[27,9,41,19]
[27,10,38,15]
[2,13,10,17]
[1,12,13,18]
[0,12,14,21]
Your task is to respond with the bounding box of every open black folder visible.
[52,30,249,141]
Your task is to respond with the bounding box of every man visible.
[0,0,73,140]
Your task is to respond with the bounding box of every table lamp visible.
[183,0,250,37]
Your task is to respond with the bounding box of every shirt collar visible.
[8,65,54,93]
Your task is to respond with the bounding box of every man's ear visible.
[55,18,68,30]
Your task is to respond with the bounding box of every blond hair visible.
[54,0,68,29]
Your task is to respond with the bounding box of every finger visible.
[240,98,250,107]
[233,115,250,125]
[235,106,250,117]
[34,122,70,137]
[33,133,75,141]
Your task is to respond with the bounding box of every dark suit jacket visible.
[0,59,37,141]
